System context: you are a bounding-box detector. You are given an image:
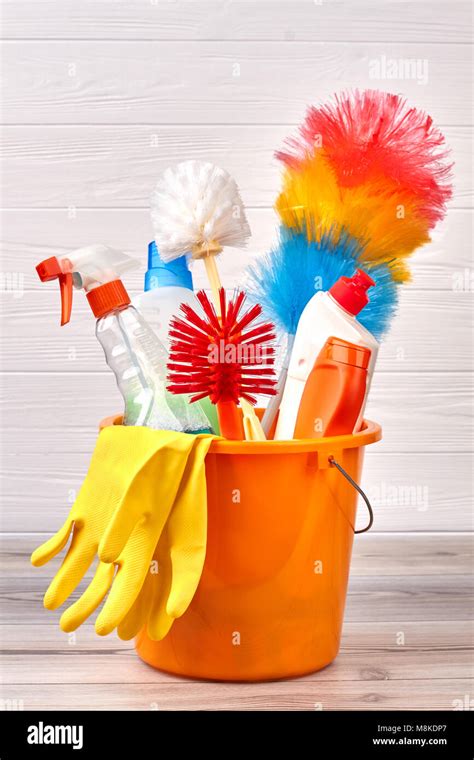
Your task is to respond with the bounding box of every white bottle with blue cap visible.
[134,241,199,350]
[134,242,219,433]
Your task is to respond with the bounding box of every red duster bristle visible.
[167,289,277,405]
[276,89,452,227]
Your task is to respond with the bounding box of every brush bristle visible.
[151,160,251,262]
[275,152,430,283]
[274,90,452,288]
[277,89,452,228]
[246,226,398,341]
[167,289,277,405]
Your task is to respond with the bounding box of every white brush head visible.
[151,160,251,262]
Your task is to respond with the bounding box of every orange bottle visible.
[294,336,371,439]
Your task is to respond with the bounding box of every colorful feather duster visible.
[275,154,430,282]
[250,90,452,433]
[275,90,452,283]
[245,222,398,434]
[277,89,452,228]
[246,226,398,342]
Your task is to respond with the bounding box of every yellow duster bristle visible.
[275,154,431,283]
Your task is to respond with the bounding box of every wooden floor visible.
[1,533,472,711]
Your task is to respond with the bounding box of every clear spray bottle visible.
[36,245,212,433]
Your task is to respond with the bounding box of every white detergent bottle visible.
[133,242,220,434]
[275,269,379,440]
[133,241,198,351]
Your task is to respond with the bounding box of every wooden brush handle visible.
[240,399,266,441]
[217,400,244,440]
[202,263,242,440]
[203,255,223,316]
[202,261,262,442]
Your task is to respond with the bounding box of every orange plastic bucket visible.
[100,414,381,681]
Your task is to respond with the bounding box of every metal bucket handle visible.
[328,456,374,534]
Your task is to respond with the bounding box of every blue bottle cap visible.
[144,241,193,292]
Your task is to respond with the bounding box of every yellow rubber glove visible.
[116,435,214,641]
[31,425,202,635]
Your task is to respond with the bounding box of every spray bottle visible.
[275,269,379,440]
[36,245,213,433]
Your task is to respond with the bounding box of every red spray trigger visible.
[36,257,74,326]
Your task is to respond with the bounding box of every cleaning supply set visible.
[31,89,452,681]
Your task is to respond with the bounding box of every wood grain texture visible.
[1,0,471,43]
[1,648,471,686]
[0,0,472,713]
[13,573,473,626]
[3,533,472,577]
[2,619,471,650]
[1,535,472,710]
[1,369,472,529]
[2,290,472,373]
[2,534,473,623]
[0,372,470,453]
[1,125,470,208]
[3,40,472,125]
[2,452,472,533]
[0,208,472,292]
[1,680,471,711]
[1,535,473,626]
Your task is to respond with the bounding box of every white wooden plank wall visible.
[0,0,472,536]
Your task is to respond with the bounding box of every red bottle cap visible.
[324,337,371,370]
[86,280,130,318]
[329,269,375,315]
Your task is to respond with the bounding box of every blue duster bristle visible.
[246,227,398,341]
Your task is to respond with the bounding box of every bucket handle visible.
[328,456,374,534]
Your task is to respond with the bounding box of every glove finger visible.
[117,562,155,641]
[166,437,212,618]
[43,526,97,610]
[148,608,173,642]
[147,532,174,642]
[97,496,142,565]
[59,562,115,632]
[30,518,74,567]
[95,525,155,636]
[166,546,205,619]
